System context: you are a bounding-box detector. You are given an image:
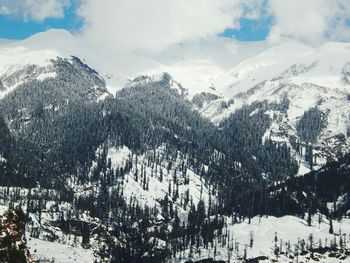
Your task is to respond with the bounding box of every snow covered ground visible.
[1,163,350,262]
[106,145,212,220]
[0,204,8,215]
[28,237,95,263]
[0,202,95,263]
[176,214,350,262]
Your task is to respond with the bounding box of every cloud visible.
[2,0,349,50]
[0,0,71,21]
[267,0,350,45]
[77,0,350,53]
[78,0,244,52]
[241,0,268,20]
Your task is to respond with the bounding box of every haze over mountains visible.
[2,29,350,97]
[0,29,269,96]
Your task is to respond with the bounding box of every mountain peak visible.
[25,29,75,41]
[315,41,350,53]
[258,41,315,57]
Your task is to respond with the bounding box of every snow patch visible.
[107,146,132,170]
[28,237,95,263]
[37,71,57,81]
[0,155,6,163]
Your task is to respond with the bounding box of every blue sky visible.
[0,3,270,41]
[0,3,82,40]
[221,17,272,41]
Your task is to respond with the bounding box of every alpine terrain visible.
[0,30,350,263]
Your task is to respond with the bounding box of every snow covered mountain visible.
[199,42,350,170]
[0,29,269,99]
[0,29,121,99]
[213,42,316,96]
[1,30,350,262]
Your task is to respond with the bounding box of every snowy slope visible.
[28,237,95,263]
[200,42,350,168]
[0,154,6,163]
[213,41,350,99]
[2,29,349,101]
[140,38,269,98]
[0,30,124,97]
[0,200,96,263]
[175,214,350,262]
[0,32,112,103]
[213,42,316,97]
[104,145,212,221]
[0,30,80,98]
[0,29,270,98]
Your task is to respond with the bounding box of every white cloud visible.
[241,0,268,20]
[267,0,350,45]
[78,0,244,52]
[70,0,350,92]
[1,0,349,49]
[1,0,349,52]
[77,0,350,53]
[0,0,71,21]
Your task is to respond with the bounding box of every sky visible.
[0,1,82,39]
[0,0,349,51]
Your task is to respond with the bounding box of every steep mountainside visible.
[0,58,300,262]
[199,42,350,171]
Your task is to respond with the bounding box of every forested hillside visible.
[0,56,349,262]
